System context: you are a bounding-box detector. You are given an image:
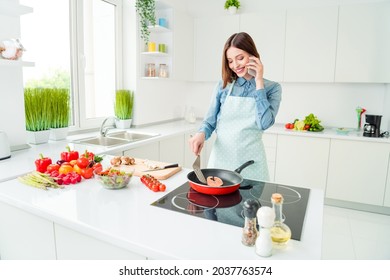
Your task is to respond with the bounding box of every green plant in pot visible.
[114,89,134,129]
[49,88,70,140]
[135,0,156,44]
[224,0,241,14]
[24,88,52,144]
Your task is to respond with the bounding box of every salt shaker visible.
[255,206,275,257]
[241,199,260,246]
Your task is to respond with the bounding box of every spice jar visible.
[242,199,260,246]
[145,63,156,77]
[158,64,168,78]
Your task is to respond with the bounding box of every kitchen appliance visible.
[363,114,382,137]
[0,131,11,160]
[187,160,254,195]
[152,178,310,241]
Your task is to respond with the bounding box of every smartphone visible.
[247,59,256,77]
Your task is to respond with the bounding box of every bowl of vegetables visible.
[94,167,134,189]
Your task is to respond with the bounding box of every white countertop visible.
[0,120,326,259]
[0,166,324,260]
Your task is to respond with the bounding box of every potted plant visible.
[114,89,134,129]
[135,0,156,44]
[49,88,70,141]
[224,0,241,14]
[24,88,51,144]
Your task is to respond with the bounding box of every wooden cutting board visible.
[117,158,182,180]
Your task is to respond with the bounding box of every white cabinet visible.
[326,140,390,206]
[335,2,390,83]
[55,224,146,260]
[194,15,239,82]
[263,133,277,182]
[275,135,330,190]
[123,142,159,160]
[159,134,185,166]
[239,10,286,82]
[0,202,56,260]
[385,161,390,207]
[284,6,338,82]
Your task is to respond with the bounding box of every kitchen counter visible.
[267,123,390,143]
[0,164,324,260]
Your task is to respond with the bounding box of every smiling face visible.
[226,46,252,80]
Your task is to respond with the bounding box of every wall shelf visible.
[0,59,34,67]
[0,2,33,16]
[141,51,169,57]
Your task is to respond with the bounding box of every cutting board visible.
[117,158,182,180]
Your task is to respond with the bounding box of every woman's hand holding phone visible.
[247,56,264,89]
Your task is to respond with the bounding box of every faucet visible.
[100,117,116,137]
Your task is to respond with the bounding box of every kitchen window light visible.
[20,0,123,131]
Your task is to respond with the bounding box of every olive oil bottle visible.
[270,193,291,246]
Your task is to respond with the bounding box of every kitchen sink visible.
[72,131,160,147]
[75,136,131,147]
[106,131,159,141]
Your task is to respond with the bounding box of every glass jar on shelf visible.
[158,63,168,78]
[270,193,291,246]
[145,63,156,77]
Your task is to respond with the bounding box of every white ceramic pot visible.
[115,119,132,129]
[228,6,237,14]
[50,127,69,141]
[26,130,50,145]
[0,131,11,160]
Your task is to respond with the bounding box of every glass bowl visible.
[335,127,351,135]
[94,168,134,189]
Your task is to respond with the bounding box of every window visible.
[21,0,122,130]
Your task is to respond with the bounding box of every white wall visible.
[182,0,390,133]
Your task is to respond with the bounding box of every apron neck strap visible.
[227,80,236,97]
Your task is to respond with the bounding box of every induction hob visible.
[151,179,310,241]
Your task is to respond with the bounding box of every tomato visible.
[76,157,90,169]
[73,164,82,175]
[159,184,166,192]
[304,124,311,130]
[47,164,60,173]
[285,123,294,129]
[92,162,102,171]
[59,164,74,175]
[81,168,94,179]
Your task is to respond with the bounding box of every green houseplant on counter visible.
[49,88,70,140]
[224,0,241,14]
[135,0,156,43]
[114,89,134,129]
[24,88,51,144]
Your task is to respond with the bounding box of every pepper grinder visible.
[241,199,260,246]
[255,206,275,257]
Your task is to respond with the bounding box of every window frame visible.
[70,0,123,131]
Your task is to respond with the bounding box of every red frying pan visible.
[187,160,254,195]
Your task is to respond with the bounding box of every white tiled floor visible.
[322,205,390,259]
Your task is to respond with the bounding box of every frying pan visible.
[187,189,242,208]
[187,160,254,195]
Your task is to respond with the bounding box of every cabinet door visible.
[194,15,239,82]
[239,10,286,82]
[385,158,390,207]
[172,10,194,81]
[159,135,185,166]
[326,140,389,206]
[284,6,338,82]
[124,142,159,160]
[335,2,390,83]
[275,135,330,190]
[55,224,146,260]
[263,133,278,182]
[0,202,56,259]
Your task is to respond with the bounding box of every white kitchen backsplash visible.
[184,81,390,132]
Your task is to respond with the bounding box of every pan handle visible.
[234,160,255,174]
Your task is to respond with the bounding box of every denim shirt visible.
[199,77,282,140]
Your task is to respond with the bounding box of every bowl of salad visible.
[94,167,134,189]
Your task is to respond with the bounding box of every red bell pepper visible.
[60,146,79,162]
[35,153,52,173]
[80,150,94,161]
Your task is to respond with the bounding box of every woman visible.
[189,32,282,181]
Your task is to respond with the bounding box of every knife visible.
[143,163,179,172]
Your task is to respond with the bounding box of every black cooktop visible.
[151,179,310,241]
